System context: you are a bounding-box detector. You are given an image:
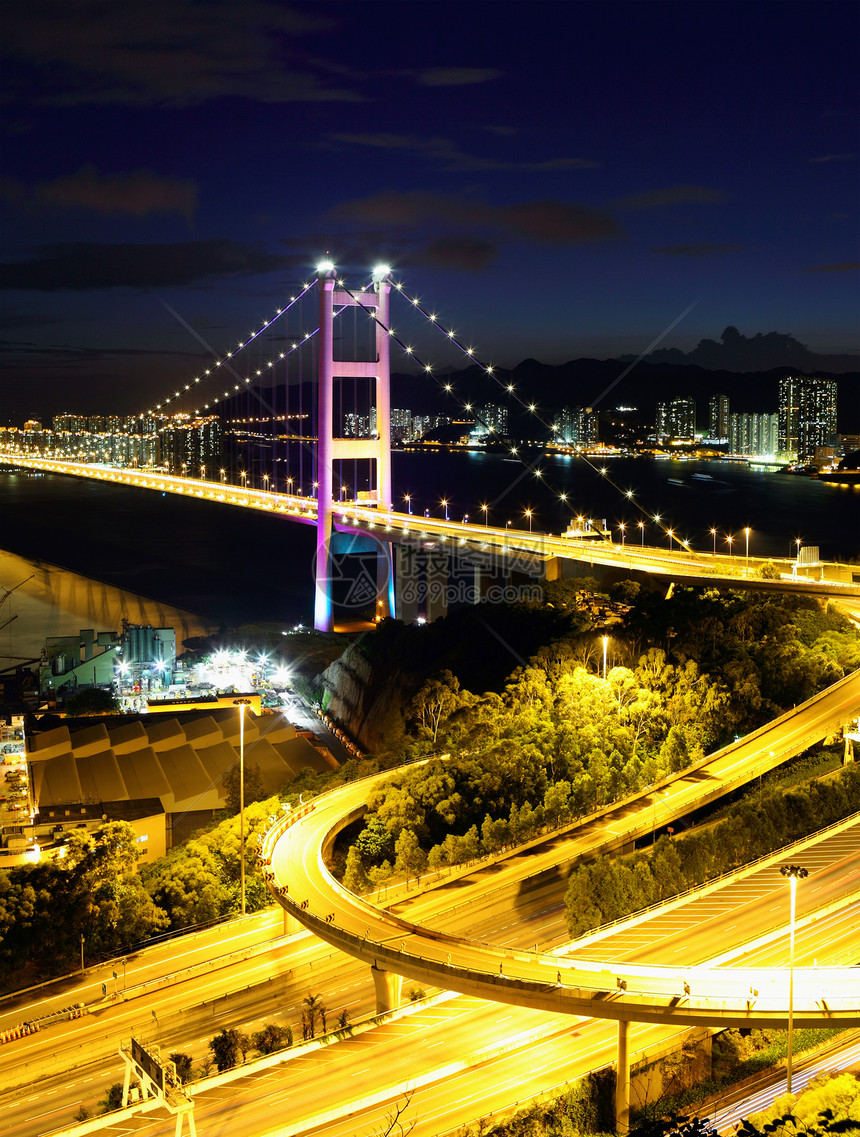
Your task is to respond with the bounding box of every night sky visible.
[1,0,858,421]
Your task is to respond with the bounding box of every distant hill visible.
[621,325,860,375]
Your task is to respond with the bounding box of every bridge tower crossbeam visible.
[315,265,394,631]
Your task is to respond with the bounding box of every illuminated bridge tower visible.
[315,263,394,632]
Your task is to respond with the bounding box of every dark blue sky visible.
[1,0,858,419]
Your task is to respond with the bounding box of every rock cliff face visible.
[320,639,414,754]
[319,605,580,756]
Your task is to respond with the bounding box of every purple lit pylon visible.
[314,264,394,632]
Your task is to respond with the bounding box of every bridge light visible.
[317,260,335,274]
[372,264,391,280]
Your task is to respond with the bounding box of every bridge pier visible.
[426,551,449,622]
[615,1017,630,1134]
[395,546,420,622]
[371,964,403,1014]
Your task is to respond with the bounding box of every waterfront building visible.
[343,412,371,438]
[473,403,509,438]
[158,414,222,473]
[655,396,696,442]
[709,394,729,441]
[390,408,412,442]
[728,411,779,457]
[778,375,838,462]
[556,405,599,447]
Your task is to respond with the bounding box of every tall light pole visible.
[710,527,717,556]
[525,508,533,533]
[638,520,645,547]
[481,503,489,528]
[744,526,751,575]
[602,635,608,680]
[441,498,449,521]
[233,698,253,916]
[780,864,808,1095]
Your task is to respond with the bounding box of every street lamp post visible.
[780,864,808,1095]
[441,498,449,521]
[638,520,645,547]
[602,635,608,680]
[744,526,750,574]
[710,527,717,556]
[525,509,533,533]
[619,523,626,547]
[481,503,489,527]
[405,494,412,515]
[726,534,733,557]
[233,698,253,917]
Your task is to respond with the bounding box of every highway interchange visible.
[3,819,856,1137]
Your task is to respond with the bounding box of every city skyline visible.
[1,1,858,422]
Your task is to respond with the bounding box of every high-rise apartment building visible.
[556,406,599,447]
[655,397,696,442]
[728,412,778,457]
[52,413,88,433]
[709,394,729,440]
[474,403,509,437]
[778,375,837,462]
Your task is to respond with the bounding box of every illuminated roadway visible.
[13,831,856,1137]
[262,668,860,1030]
[2,454,857,599]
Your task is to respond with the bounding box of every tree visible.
[209,1028,242,1072]
[408,671,461,744]
[100,1083,125,1113]
[169,1053,193,1084]
[394,829,427,886]
[65,689,118,716]
[343,846,370,894]
[303,993,326,1038]
[223,762,268,815]
[252,1023,293,1054]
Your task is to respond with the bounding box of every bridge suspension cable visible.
[340,273,708,559]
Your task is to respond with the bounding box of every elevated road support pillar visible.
[615,1017,630,1134]
[371,964,403,1014]
[282,909,301,936]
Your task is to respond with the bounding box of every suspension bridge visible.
[2,262,857,628]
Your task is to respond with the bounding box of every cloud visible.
[1,239,302,291]
[802,261,860,273]
[328,133,599,172]
[651,243,742,256]
[416,67,502,87]
[3,0,361,107]
[330,190,622,247]
[613,185,726,210]
[808,153,855,163]
[417,237,498,272]
[36,166,198,222]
